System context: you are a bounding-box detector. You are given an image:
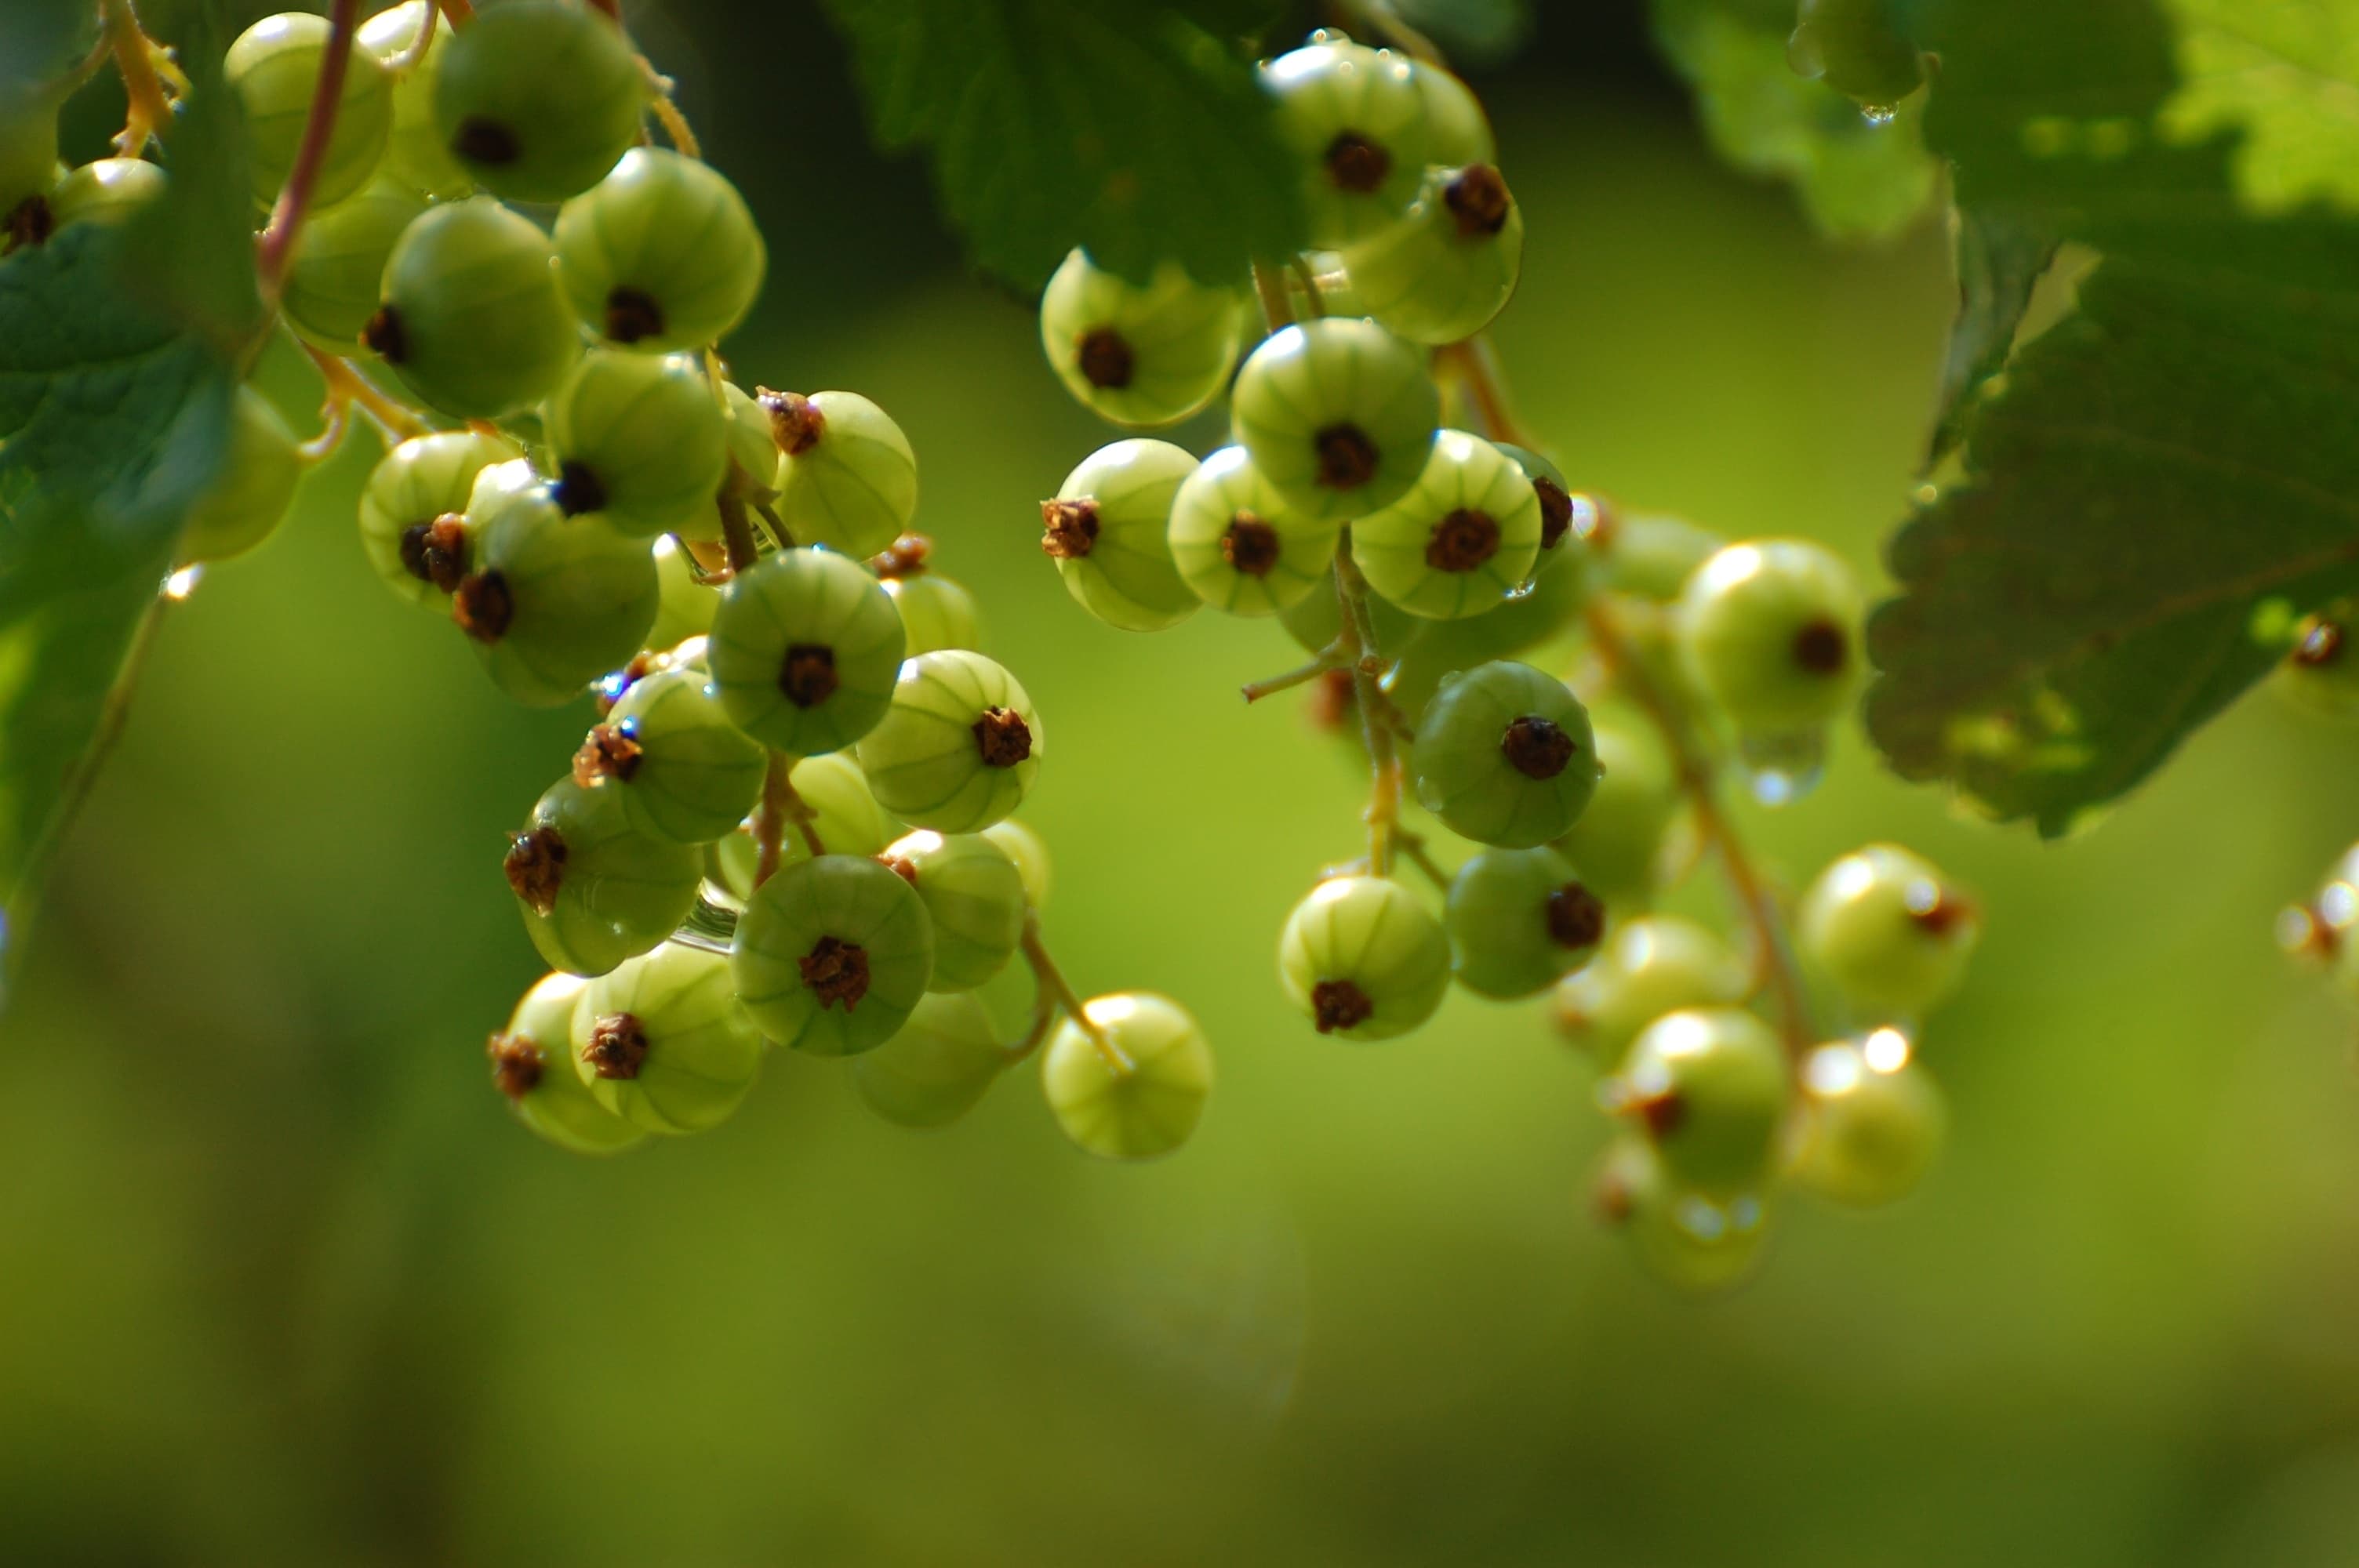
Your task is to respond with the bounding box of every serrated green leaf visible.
[1925,204,2055,463]
[821,0,1307,289]
[1866,229,2359,834]
[119,14,266,354]
[1653,0,1937,239]
[0,221,234,943]
[2159,0,2359,214]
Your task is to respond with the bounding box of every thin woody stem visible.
[298,341,430,441]
[751,751,792,887]
[1241,641,1347,702]
[434,0,474,26]
[1020,912,1131,1073]
[716,490,760,574]
[256,0,363,303]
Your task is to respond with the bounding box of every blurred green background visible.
[10,3,2359,1563]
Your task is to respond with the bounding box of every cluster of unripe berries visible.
[0,0,1212,1162]
[1029,30,1980,1286]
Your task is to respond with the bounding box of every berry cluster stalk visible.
[99,0,173,155]
[255,0,364,303]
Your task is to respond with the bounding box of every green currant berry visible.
[1340,163,1525,346]
[282,177,428,350]
[554,146,765,349]
[850,991,1007,1129]
[645,535,719,651]
[49,158,165,230]
[358,429,519,612]
[1381,540,1591,722]
[717,380,777,514]
[1601,510,1724,602]
[365,198,582,419]
[227,13,394,208]
[881,829,1027,992]
[1674,538,1864,732]
[581,666,765,844]
[1279,564,1420,655]
[856,650,1042,833]
[1041,438,1200,633]
[453,459,660,706]
[2271,609,2359,718]
[708,750,892,899]
[1167,445,1339,617]
[1262,37,1436,247]
[1593,1138,1771,1295]
[1040,992,1212,1160]
[1797,843,1979,1019]
[707,546,906,753]
[731,853,935,1055]
[1790,0,1925,108]
[1038,248,1245,428]
[179,387,304,564]
[882,570,983,655]
[1612,1006,1788,1196]
[1489,442,1584,561]
[486,971,649,1154]
[1351,429,1543,619]
[980,818,1051,911]
[1795,1036,1946,1207]
[1278,874,1451,1040]
[575,942,764,1134]
[358,1,474,198]
[432,0,645,202]
[1412,60,1494,166]
[1554,915,1749,1069]
[1230,318,1439,524]
[1412,659,1600,848]
[1445,847,1605,1001]
[1553,707,1677,907]
[761,390,918,560]
[543,349,729,538]
[505,775,701,976]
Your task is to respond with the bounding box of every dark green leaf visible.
[1925,204,2055,463]
[1387,0,1532,67]
[821,0,1308,289]
[1866,230,2359,834]
[0,0,98,107]
[120,13,266,353]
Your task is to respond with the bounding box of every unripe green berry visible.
[2270,610,2359,718]
[732,853,935,1055]
[707,546,906,753]
[1554,707,1677,907]
[451,460,659,706]
[1042,438,1200,633]
[1412,61,1495,167]
[850,991,1007,1129]
[1554,915,1750,1069]
[1412,659,1600,848]
[708,751,893,899]
[574,942,764,1134]
[554,146,766,350]
[1794,1036,1946,1207]
[980,818,1051,912]
[882,570,983,655]
[1674,538,1864,732]
[1593,1138,1771,1294]
[227,13,394,209]
[1601,510,1724,602]
[1488,443,1586,562]
[1038,248,1245,429]
[763,390,918,559]
[1790,0,1925,108]
[1167,445,1338,617]
[432,0,645,202]
[282,178,428,350]
[1262,38,1436,247]
[179,387,304,564]
[1612,1007,1789,1196]
[643,536,720,652]
[583,666,766,844]
[881,829,1027,992]
[857,650,1043,833]
[717,381,777,516]
[49,158,165,230]
[1797,843,1979,1019]
[1341,163,1525,346]
[1230,317,1439,524]
[1445,847,1605,1000]
[358,1,473,199]
[486,971,649,1155]
[1381,540,1590,722]
[1351,429,1543,619]
[1040,992,1212,1160]
[505,775,701,977]
[1278,875,1451,1040]
[358,430,519,612]
[543,349,730,538]
[366,198,582,419]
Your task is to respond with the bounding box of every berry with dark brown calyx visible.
[709,546,906,754]
[1425,507,1501,572]
[799,936,872,1010]
[869,532,932,579]
[508,779,702,977]
[1798,844,1982,1019]
[1219,514,1281,577]
[1534,479,1575,550]
[362,304,409,363]
[488,1033,544,1099]
[1613,1008,1787,1194]
[1791,617,1849,675]
[856,649,1042,833]
[551,460,609,517]
[1075,327,1135,389]
[972,706,1033,768]
[1412,660,1601,848]
[780,643,840,707]
[731,854,936,1054]
[1310,978,1373,1033]
[1314,424,1380,491]
[758,387,825,455]
[572,722,645,785]
[1502,714,1575,779]
[4,194,53,252]
[452,570,515,643]
[2295,617,2346,668]
[399,514,472,591]
[1674,538,1865,731]
[1231,318,1438,524]
[1447,848,1604,999]
[582,1011,651,1079]
[504,825,569,915]
[1279,875,1452,1040]
[604,287,665,344]
[1323,131,1390,194]
[1040,498,1100,559]
[1548,884,1607,949]
[1444,164,1513,236]
[485,971,652,1154]
[452,117,519,166]
[1264,38,1437,246]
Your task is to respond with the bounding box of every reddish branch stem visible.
[255,0,363,302]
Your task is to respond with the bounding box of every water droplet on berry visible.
[1737,726,1826,807]
[163,564,205,601]
[1858,103,1899,127]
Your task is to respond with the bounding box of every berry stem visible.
[716,489,761,574]
[433,0,474,27]
[751,750,807,887]
[1289,256,1329,318]
[1391,827,1454,891]
[298,340,431,442]
[255,0,363,305]
[296,395,350,465]
[1332,539,1403,877]
[1019,911,1132,1073]
[751,499,795,550]
[1250,261,1296,333]
[100,0,175,155]
[386,0,438,72]
[1240,640,1347,703]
